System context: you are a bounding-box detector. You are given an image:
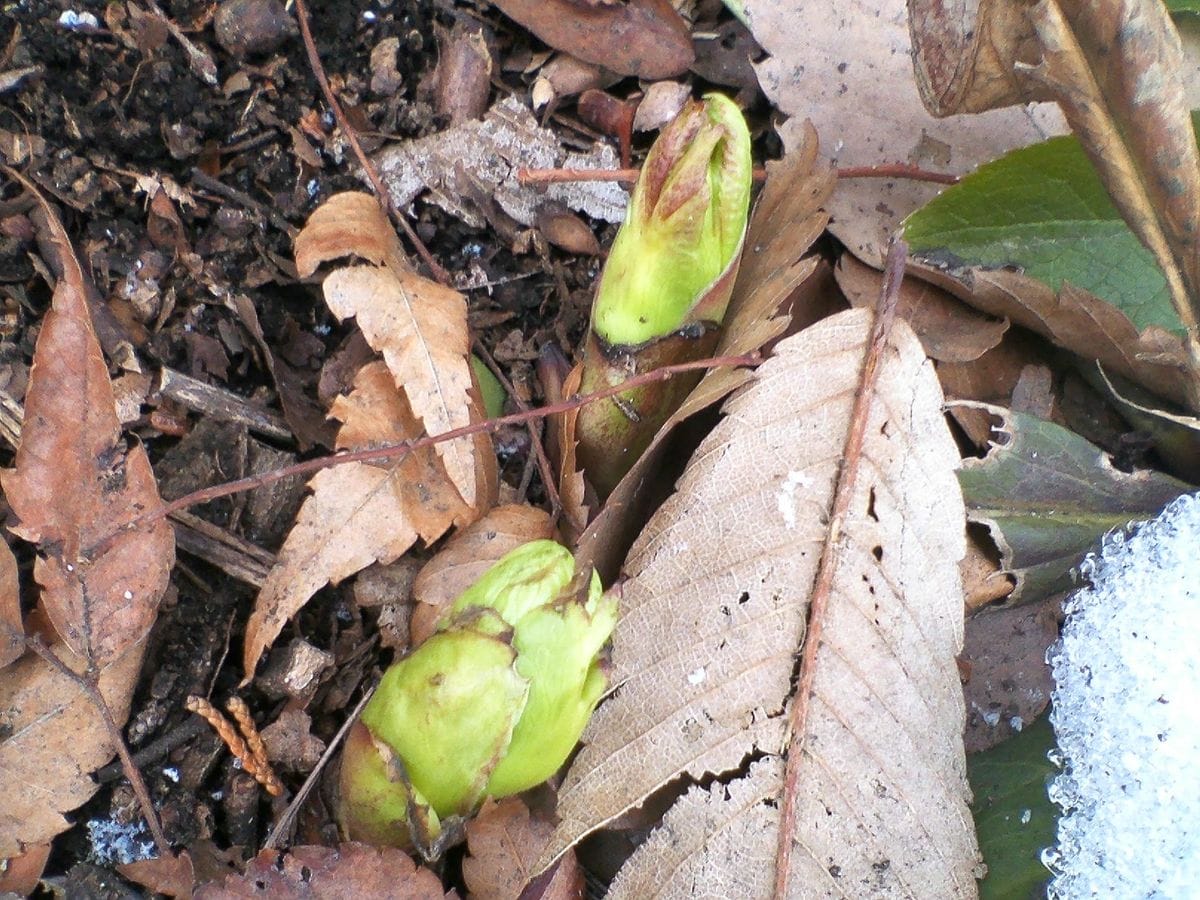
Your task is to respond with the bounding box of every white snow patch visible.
[776,470,812,530]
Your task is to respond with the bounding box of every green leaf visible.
[1167,0,1200,14]
[957,404,1189,604]
[903,133,1187,336]
[969,713,1057,899]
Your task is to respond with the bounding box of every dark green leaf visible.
[969,713,1057,899]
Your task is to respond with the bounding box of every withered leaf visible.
[295,192,479,509]
[745,0,1065,262]
[243,362,470,678]
[836,254,1008,363]
[462,798,582,900]
[0,637,146,857]
[0,538,20,668]
[193,843,449,899]
[0,201,174,667]
[543,311,980,894]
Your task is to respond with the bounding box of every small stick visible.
[771,238,907,899]
[86,352,760,559]
[26,637,172,857]
[516,163,959,187]
[264,684,376,850]
[291,0,450,285]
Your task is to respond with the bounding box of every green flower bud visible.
[338,540,618,854]
[591,92,752,347]
[575,94,753,497]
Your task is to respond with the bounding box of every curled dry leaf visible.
[910,264,1192,409]
[836,254,1007,363]
[910,0,1200,363]
[744,0,1065,262]
[957,402,1188,606]
[489,0,693,79]
[574,124,834,581]
[0,198,173,667]
[462,798,583,900]
[411,503,554,645]
[193,842,449,899]
[243,362,475,678]
[0,637,146,857]
[542,310,980,895]
[294,192,479,509]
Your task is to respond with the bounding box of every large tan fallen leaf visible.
[0,197,174,667]
[410,503,553,645]
[0,637,146,858]
[542,310,981,895]
[744,0,1066,263]
[574,123,834,582]
[294,192,478,508]
[243,362,473,678]
[193,842,449,899]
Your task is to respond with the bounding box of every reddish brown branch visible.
[517,163,958,187]
[87,353,760,559]
[25,637,172,858]
[291,0,451,285]
[772,238,907,899]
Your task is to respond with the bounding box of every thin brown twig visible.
[291,0,450,285]
[25,637,172,857]
[516,163,959,187]
[264,683,376,850]
[86,353,759,560]
[772,238,907,899]
[471,336,562,516]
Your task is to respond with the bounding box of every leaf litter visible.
[543,309,981,894]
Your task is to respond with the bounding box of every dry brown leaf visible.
[194,843,450,899]
[836,254,1008,363]
[0,198,173,667]
[411,504,553,645]
[243,362,470,678]
[0,637,146,857]
[542,310,980,895]
[294,192,479,508]
[574,124,834,582]
[119,850,197,899]
[0,842,51,895]
[910,0,1200,361]
[462,798,582,900]
[0,537,21,668]
[911,263,1192,408]
[745,0,1066,263]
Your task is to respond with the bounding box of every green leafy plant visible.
[575,92,753,496]
[337,540,618,856]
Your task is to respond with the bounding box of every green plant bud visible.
[338,540,618,854]
[591,92,752,347]
[575,93,752,497]
[470,354,506,420]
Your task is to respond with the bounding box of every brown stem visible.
[26,637,172,858]
[291,0,451,286]
[85,352,761,559]
[772,238,907,899]
[516,163,958,186]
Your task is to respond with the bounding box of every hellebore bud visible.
[338,540,618,855]
[576,93,752,496]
